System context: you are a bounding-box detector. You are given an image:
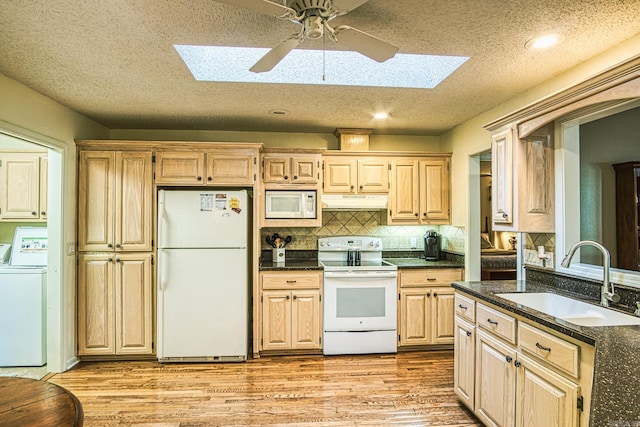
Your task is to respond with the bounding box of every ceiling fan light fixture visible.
[373,112,391,119]
[304,15,324,39]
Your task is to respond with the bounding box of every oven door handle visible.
[324,272,398,279]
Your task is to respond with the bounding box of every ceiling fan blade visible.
[333,25,399,62]
[215,0,296,18]
[250,36,302,73]
[331,0,371,13]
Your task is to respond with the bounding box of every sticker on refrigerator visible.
[215,193,228,210]
[200,194,215,211]
[229,197,241,214]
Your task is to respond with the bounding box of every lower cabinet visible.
[77,253,153,356]
[398,268,462,347]
[260,271,322,352]
[454,292,593,427]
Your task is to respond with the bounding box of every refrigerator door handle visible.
[159,249,168,291]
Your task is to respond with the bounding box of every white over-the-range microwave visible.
[265,190,317,219]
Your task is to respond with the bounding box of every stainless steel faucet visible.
[561,240,620,307]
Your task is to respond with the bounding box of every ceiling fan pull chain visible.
[322,32,327,81]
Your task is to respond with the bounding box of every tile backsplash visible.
[261,210,466,253]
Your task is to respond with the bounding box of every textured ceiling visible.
[0,0,639,135]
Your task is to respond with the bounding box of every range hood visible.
[321,194,388,210]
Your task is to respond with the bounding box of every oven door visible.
[323,270,397,332]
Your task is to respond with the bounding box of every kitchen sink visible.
[495,292,640,327]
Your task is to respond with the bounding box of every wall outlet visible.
[66,242,76,256]
[523,249,554,269]
[410,238,417,249]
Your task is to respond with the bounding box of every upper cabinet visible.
[491,124,554,232]
[262,150,321,187]
[0,152,48,221]
[155,148,257,186]
[388,156,451,225]
[78,151,153,252]
[323,156,389,194]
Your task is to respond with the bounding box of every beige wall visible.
[0,73,109,372]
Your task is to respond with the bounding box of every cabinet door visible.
[0,153,40,220]
[475,330,517,427]
[78,151,115,252]
[155,151,205,185]
[39,155,48,220]
[263,156,290,183]
[399,288,430,346]
[492,128,514,226]
[262,291,292,351]
[389,160,420,221]
[358,159,388,193]
[115,253,153,355]
[291,290,321,349]
[420,158,450,223]
[116,152,152,251]
[431,287,455,344]
[323,158,357,193]
[206,151,254,185]
[516,353,580,427]
[454,317,476,410]
[77,254,115,355]
[291,156,319,184]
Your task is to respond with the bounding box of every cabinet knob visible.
[116,258,121,263]
[514,360,522,368]
[107,243,113,248]
[286,295,290,300]
[31,211,37,215]
[433,292,438,297]
[359,185,363,190]
[293,175,298,180]
[466,330,472,337]
[293,295,297,300]
[284,175,289,180]
[207,177,212,181]
[506,356,513,363]
[115,243,121,248]
[414,213,419,217]
[427,293,431,297]
[350,185,354,191]
[41,211,46,216]
[197,176,202,181]
[502,212,508,219]
[423,213,427,217]
[108,258,113,262]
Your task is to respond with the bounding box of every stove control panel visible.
[318,237,382,251]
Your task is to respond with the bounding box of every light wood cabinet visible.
[398,268,462,347]
[323,156,388,194]
[455,292,593,427]
[0,152,48,221]
[389,157,450,224]
[155,149,256,186]
[260,271,322,352]
[491,124,554,232]
[77,253,153,356]
[78,151,153,252]
[262,153,320,185]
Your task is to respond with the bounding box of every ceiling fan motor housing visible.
[289,0,335,17]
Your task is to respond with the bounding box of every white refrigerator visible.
[157,190,249,362]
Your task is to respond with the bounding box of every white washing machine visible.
[0,227,48,367]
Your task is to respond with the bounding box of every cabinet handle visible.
[41,211,46,216]
[286,280,297,283]
[286,295,290,300]
[293,175,298,180]
[458,304,468,310]
[284,175,289,180]
[207,177,212,181]
[514,360,522,368]
[487,318,499,326]
[535,342,551,352]
[107,243,113,248]
[359,185,363,190]
[466,330,472,337]
[506,356,513,363]
[414,213,419,217]
[350,185,354,191]
[433,292,438,297]
[108,258,113,262]
[115,243,121,248]
[197,176,202,181]
[502,212,508,219]
[116,258,121,263]
[293,295,297,300]
[31,211,37,215]
[427,292,431,297]
[423,213,427,217]
[427,278,436,281]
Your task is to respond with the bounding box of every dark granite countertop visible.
[259,259,322,271]
[452,280,640,427]
[384,258,464,269]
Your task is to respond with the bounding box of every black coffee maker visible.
[423,231,441,261]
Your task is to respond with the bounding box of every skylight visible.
[175,45,468,89]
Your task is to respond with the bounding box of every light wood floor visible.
[47,351,481,426]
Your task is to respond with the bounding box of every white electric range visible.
[318,236,398,355]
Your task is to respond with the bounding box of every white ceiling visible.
[1,0,639,135]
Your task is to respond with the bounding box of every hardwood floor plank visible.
[47,351,481,426]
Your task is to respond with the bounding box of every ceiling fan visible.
[215,0,399,73]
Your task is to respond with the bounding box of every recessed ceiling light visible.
[525,33,563,50]
[269,109,289,116]
[373,112,391,119]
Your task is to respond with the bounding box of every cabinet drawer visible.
[261,271,321,289]
[400,268,463,287]
[519,322,580,378]
[476,303,516,344]
[454,293,475,322]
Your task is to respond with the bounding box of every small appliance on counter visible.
[423,231,441,261]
